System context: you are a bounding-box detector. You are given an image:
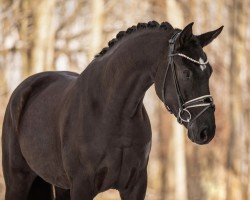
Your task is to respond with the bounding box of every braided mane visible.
[95,21,173,58]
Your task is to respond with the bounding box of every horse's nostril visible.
[200,128,208,142]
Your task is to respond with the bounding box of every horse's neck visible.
[104,65,154,117]
[79,29,170,117]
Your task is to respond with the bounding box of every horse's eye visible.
[183,70,191,79]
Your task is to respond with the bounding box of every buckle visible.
[178,108,191,123]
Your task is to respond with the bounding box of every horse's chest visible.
[118,141,151,185]
[97,141,151,191]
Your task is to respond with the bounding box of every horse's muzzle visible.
[188,124,216,145]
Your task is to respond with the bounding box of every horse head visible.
[156,23,223,145]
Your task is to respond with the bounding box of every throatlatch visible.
[162,31,215,124]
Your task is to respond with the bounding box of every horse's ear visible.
[196,26,224,47]
[175,22,194,49]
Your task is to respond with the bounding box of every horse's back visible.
[5,71,78,188]
[8,71,78,132]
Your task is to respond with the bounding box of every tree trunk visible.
[173,123,188,200]
[19,0,32,77]
[226,0,249,199]
[89,0,104,59]
[31,0,56,72]
[156,103,169,200]
[18,0,56,77]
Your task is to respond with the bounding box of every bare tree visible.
[226,0,249,199]
[18,0,56,77]
[89,0,104,59]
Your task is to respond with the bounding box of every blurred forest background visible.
[0,0,250,199]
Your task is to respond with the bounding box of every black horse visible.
[2,21,223,200]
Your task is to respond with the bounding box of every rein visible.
[162,31,215,124]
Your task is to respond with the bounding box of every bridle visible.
[162,31,215,125]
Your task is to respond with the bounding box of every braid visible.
[95,21,173,58]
